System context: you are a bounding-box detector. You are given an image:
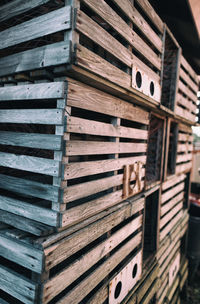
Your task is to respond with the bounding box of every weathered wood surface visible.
[0,152,61,176]
[0,174,60,201]
[0,7,72,50]
[0,195,59,226]
[0,233,43,273]
[0,132,62,150]
[0,0,51,23]
[0,265,38,304]
[0,109,63,125]
[0,41,71,77]
[0,82,66,100]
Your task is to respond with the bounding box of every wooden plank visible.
[160,211,183,242]
[0,195,59,226]
[82,0,161,70]
[43,217,142,303]
[160,201,183,229]
[0,132,62,150]
[177,143,193,153]
[0,152,61,176]
[67,79,149,124]
[0,41,71,77]
[63,170,145,203]
[0,81,65,100]
[0,109,63,125]
[64,156,146,180]
[57,244,142,304]
[0,0,51,23]
[176,162,192,174]
[180,55,199,84]
[162,174,186,191]
[175,105,195,122]
[176,153,192,164]
[136,0,164,33]
[161,192,184,217]
[179,124,192,133]
[112,0,162,52]
[0,234,43,273]
[45,198,144,268]
[179,66,198,92]
[162,182,185,204]
[76,44,131,89]
[66,141,147,155]
[0,265,37,304]
[0,210,55,236]
[137,266,159,303]
[0,6,72,50]
[0,174,60,202]
[67,116,148,139]
[178,133,193,142]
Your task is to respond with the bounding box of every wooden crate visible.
[175,55,198,123]
[0,0,163,105]
[0,78,150,234]
[0,196,144,304]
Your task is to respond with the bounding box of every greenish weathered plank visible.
[0,0,51,23]
[0,195,59,226]
[0,109,64,125]
[0,299,9,304]
[0,41,71,77]
[0,265,37,304]
[0,234,43,273]
[0,132,62,150]
[0,82,66,100]
[0,153,61,176]
[0,174,61,201]
[0,210,56,236]
[0,6,72,50]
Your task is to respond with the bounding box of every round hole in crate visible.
[136,71,142,88]
[132,263,138,279]
[114,281,122,299]
[150,81,155,96]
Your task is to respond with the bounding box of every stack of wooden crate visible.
[0,0,199,303]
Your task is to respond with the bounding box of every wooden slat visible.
[82,0,161,70]
[177,143,193,153]
[112,0,162,52]
[67,116,148,139]
[0,234,43,273]
[0,82,65,100]
[63,170,145,203]
[161,192,184,217]
[0,0,51,23]
[66,141,147,155]
[0,132,62,150]
[0,6,72,50]
[178,133,193,142]
[162,174,186,191]
[175,105,195,122]
[43,217,142,303]
[160,211,183,242]
[0,210,55,236]
[0,265,37,304]
[176,153,192,164]
[179,67,198,92]
[0,109,63,125]
[0,195,58,226]
[67,79,149,125]
[57,245,142,304]
[180,55,199,84]
[176,162,192,174]
[160,201,183,229]
[178,124,192,133]
[64,155,146,180]
[0,41,71,77]
[0,152,61,176]
[162,182,185,204]
[0,174,60,201]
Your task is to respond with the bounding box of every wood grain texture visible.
[0,6,72,50]
[0,152,61,176]
[0,41,71,77]
[0,81,65,100]
[0,265,37,304]
[0,174,60,201]
[0,0,51,23]
[0,109,64,125]
[0,195,59,226]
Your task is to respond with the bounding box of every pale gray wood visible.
[0,210,56,236]
[0,174,61,201]
[0,131,62,150]
[0,234,43,273]
[0,152,61,176]
[0,265,37,304]
[0,41,71,77]
[0,0,51,23]
[0,81,66,100]
[0,195,59,226]
[0,109,64,125]
[0,6,72,50]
